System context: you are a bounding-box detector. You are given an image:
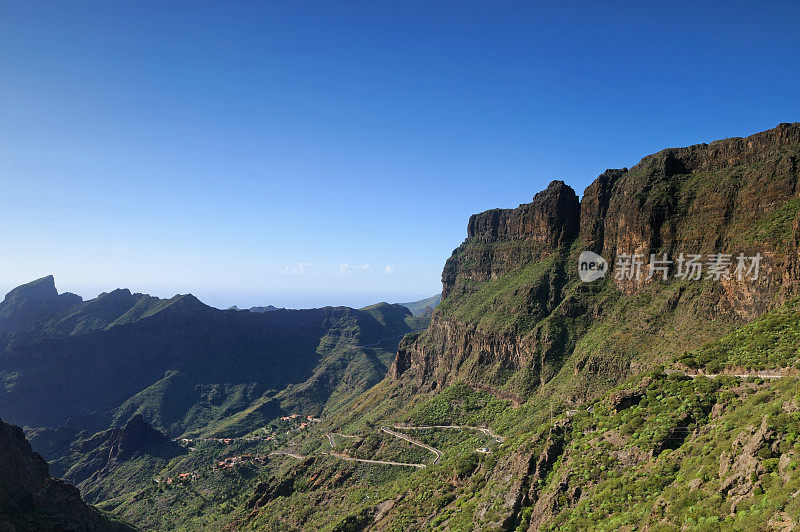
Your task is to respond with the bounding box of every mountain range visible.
[2,123,800,530]
[0,276,426,436]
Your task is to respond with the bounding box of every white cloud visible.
[284,262,312,275]
[383,265,397,275]
[340,263,372,275]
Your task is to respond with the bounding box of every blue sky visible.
[1,1,799,309]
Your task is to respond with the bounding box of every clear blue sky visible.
[1,1,798,309]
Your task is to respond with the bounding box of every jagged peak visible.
[2,275,58,303]
[98,288,134,298]
[534,179,573,200]
[170,293,206,308]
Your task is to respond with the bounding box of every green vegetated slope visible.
[530,372,800,531]
[678,296,800,373]
[230,308,800,531]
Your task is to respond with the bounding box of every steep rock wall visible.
[393,123,800,395]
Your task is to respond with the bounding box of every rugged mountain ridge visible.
[0,281,427,529]
[393,123,800,400]
[0,281,421,435]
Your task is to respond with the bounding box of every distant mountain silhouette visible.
[0,278,422,438]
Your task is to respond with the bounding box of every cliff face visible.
[442,180,579,300]
[581,122,800,304]
[0,418,130,531]
[393,123,800,397]
[394,181,581,393]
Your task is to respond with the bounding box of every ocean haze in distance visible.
[1,2,798,307]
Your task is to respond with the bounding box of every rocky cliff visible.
[0,418,130,531]
[581,122,800,303]
[442,180,579,300]
[393,123,800,399]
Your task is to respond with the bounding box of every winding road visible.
[380,426,444,465]
[272,423,503,470]
[392,424,505,443]
[686,372,787,380]
[323,451,426,469]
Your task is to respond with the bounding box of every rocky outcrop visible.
[578,168,625,253]
[443,180,579,299]
[466,180,580,243]
[392,123,800,396]
[470,417,572,530]
[392,308,573,392]
[0,418,130,531]
[608,388,643,413]
[107,414,180,460]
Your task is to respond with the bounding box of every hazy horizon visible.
[2,1,798,308]
[0,274,442,311]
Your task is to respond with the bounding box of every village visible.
[153,414,322,487]
[153,415,503,487]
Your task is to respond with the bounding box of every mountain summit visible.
[0,275,82,335]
